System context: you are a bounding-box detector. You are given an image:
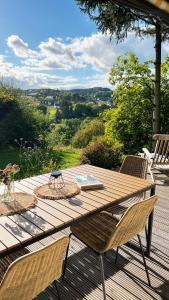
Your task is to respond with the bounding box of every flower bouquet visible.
[0,164,20,203]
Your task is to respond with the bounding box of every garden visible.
[1,53,169,179]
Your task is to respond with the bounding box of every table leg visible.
[146,186,156,257]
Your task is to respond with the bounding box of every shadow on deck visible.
[35,171,169,300]
[1,171,169,300]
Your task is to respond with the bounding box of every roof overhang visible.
[114,0,169,25]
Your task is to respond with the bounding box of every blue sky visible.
[0,0,168,89]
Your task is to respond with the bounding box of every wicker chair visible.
[63,196,158,300]
[106,155,148,216]
[0,235,69,300]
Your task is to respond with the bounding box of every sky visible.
[0,0,169,90]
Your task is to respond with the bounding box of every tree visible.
[47,119,81,146]
[0,86,49,146]
[103,53,169,153]
[38,104,47,114]
[72,118,104,148]
[76,0,169,133]
[60,98,73,119]
[73,103,93,118]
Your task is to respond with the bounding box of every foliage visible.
[0,146,80,180]
[47,118,82,147]
[103,53,169,153]
[76,0,169,40]
[80,143,122,170]
[38,104,47,114]
[160,57,169,132]
[60,98,73,119]
[0,148,19,169]
[0,86,49,147]
[73,103,93,118]
[47,106,57,121]
[76,0,169,134]
[0,86,19,119]
[56,100,109,121]
[72,118,104,148]
[14,137,60,178]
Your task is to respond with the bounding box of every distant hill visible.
[69,87,111,94]
[24,87,112,102]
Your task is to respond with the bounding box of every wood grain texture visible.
[1,168,168,300]
[0,165,155,257]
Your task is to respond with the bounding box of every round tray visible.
[34,182,80,200]
[0,192,37,216]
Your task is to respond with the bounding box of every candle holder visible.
[48,171,65,191]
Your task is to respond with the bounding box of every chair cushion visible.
[70,212,118,253]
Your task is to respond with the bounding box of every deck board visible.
[36,173,169,300]
[1,171,169,299]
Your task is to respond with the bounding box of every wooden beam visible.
[113,0,169,25]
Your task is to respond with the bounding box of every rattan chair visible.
[63,196,158,300]
[0,235,69,300]
[106,155,148,216]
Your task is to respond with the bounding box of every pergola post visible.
[153,22,161,134]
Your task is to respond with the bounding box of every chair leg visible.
[99,254,106,300]
[62,233,72,280]
[137,235,151,287]
[53,280,61,300]
[145,225,148,244]
[115,247,119,265]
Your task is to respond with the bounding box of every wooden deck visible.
[34,172,169,300]
[1,171,169,299]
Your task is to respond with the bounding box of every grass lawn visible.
[0,148,20,169]
[58,147,80,169]
[47,106,57,120]
[0,146,80,173]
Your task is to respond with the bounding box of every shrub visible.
[80,143,122,170]
[47,118,81,147]
[72,119,104,148]
[0,86,49,147]
[15,137,60,179]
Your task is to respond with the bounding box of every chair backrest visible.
[105,195,158,251]
[153,134,169,165]
[120,155,148,179]
[0,235,69,300]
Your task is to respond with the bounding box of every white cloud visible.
[70,33,117,72]
[1,32,169,89]
[7,35,37,58]
[37,37,86,70]
[39,37,74,60]
[6,33,118,72]
[6,32,159,73]
[0,55,4,64]
[0,60,78,89]
[0,56,111,90]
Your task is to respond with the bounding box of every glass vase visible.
[0,181,15,203]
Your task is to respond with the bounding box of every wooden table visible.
[0,165,155,259]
